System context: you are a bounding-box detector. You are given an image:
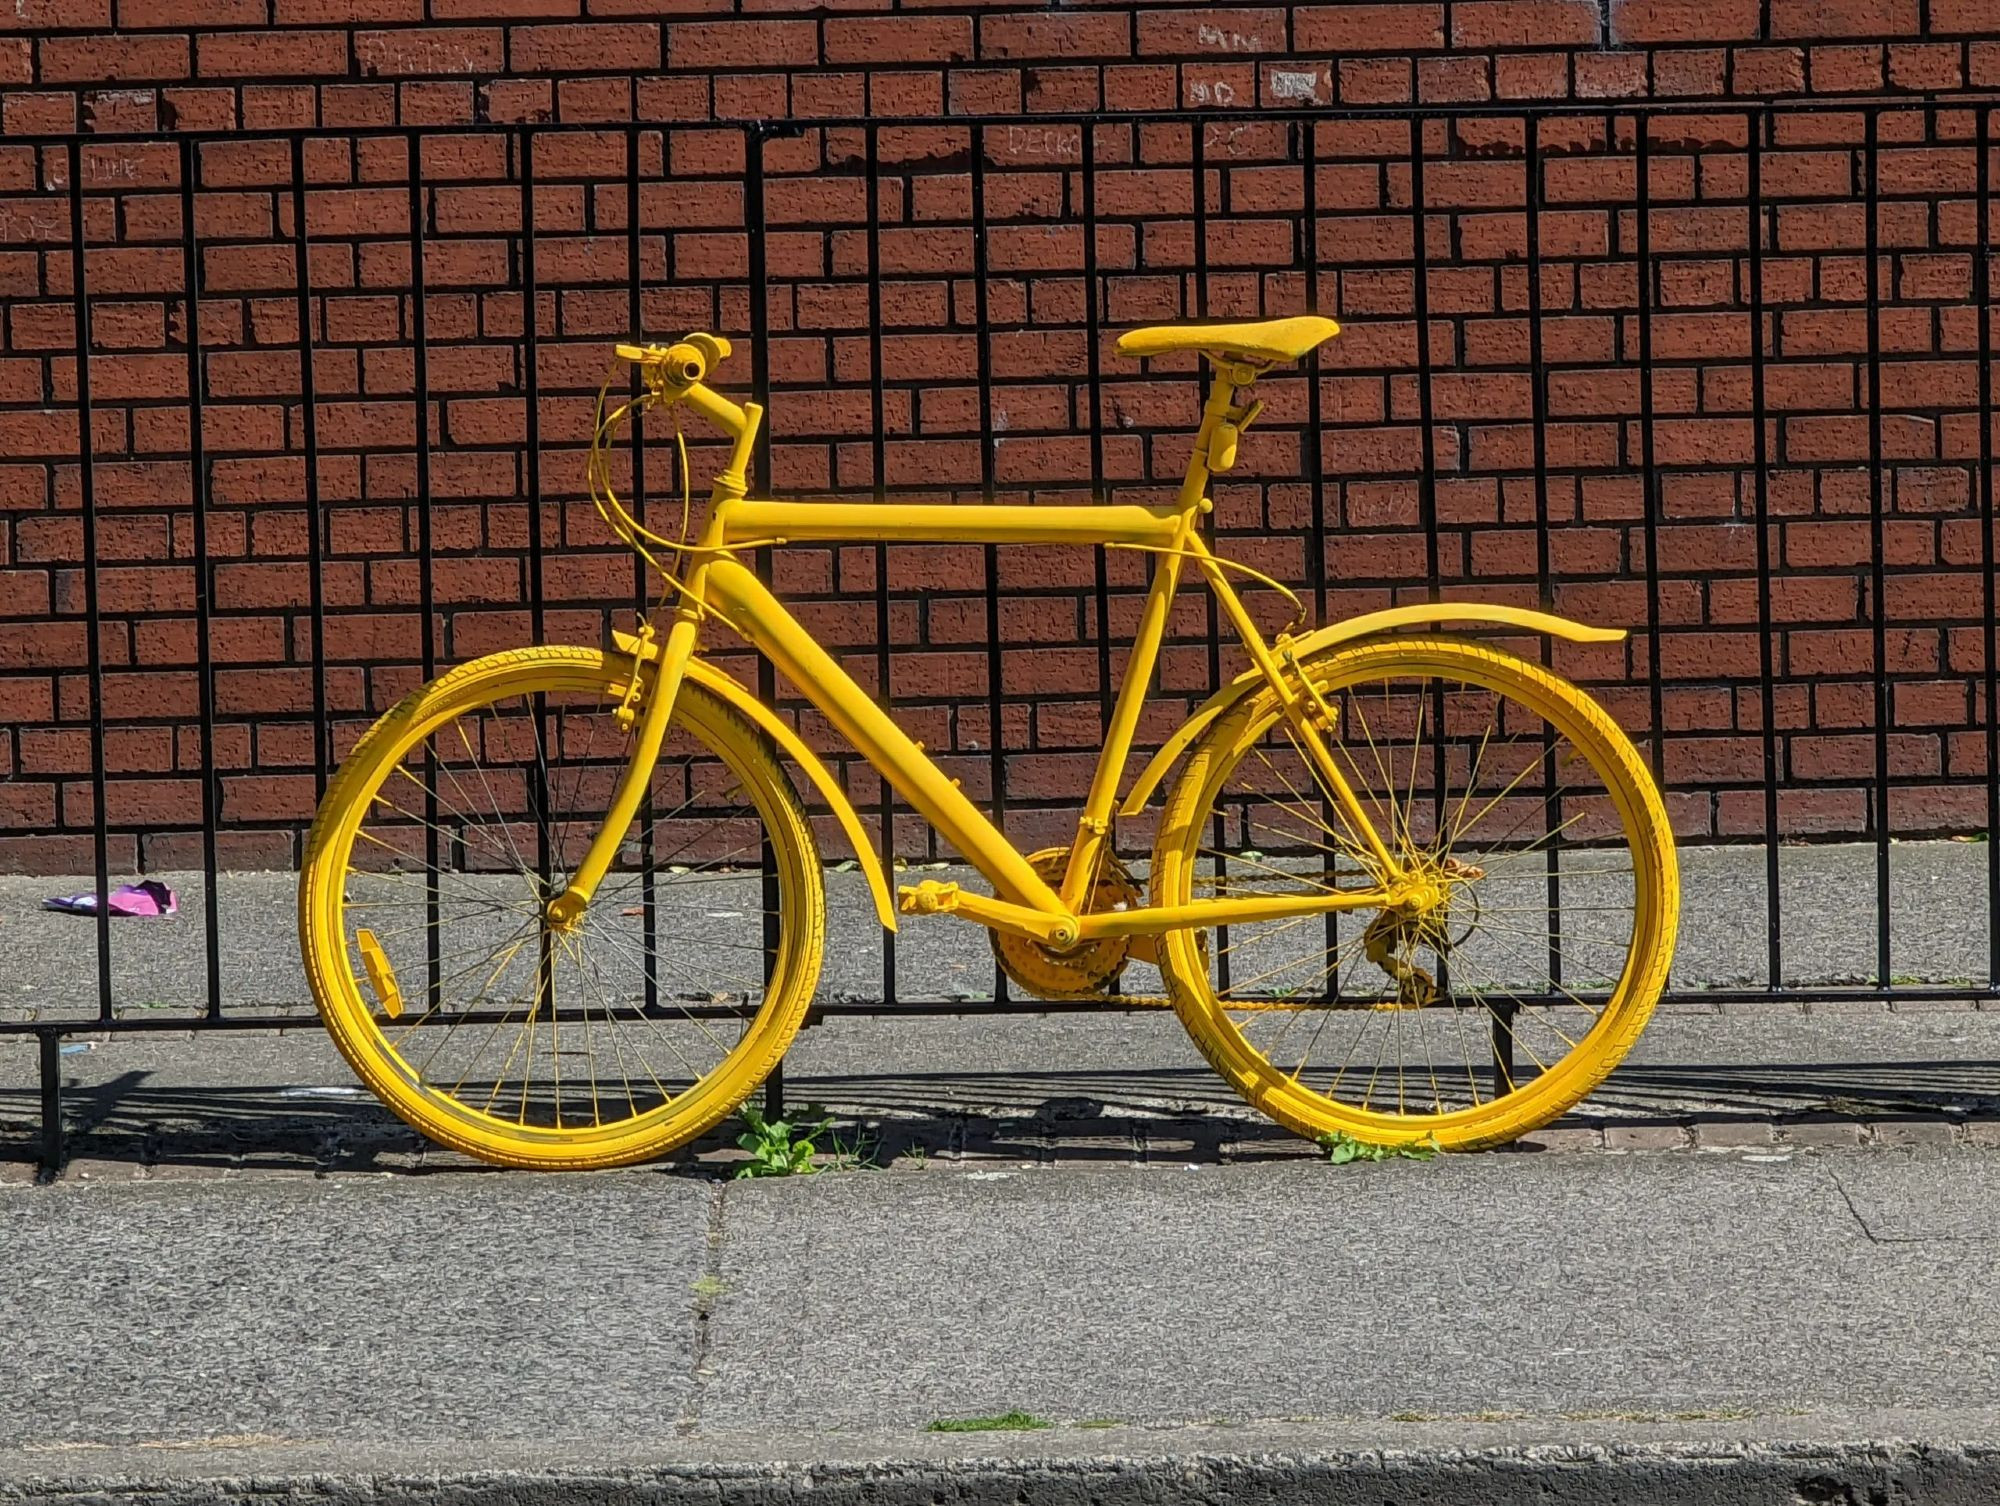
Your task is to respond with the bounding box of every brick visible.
[981,12,1131,60]
[197,31,347,78]
[667,19,815,68]
[1604,1124,1691,1152]
[275,0,422,20]
[1139,8,1287,54]
[1777,1119,1865,1149]
[1294,4,1443,50]
[1872,1119,1959,1148]
[1695,1120,1779,1149]
[1609,0,1759,42]
[127,0,264,22]
[1933,0,1992,32]
[512,22,660,71]
[40,33,188,83]
[433,0,575,14]
[1770,0,1918,38]
[352,27,503,76]
[825,17,969,64]
[1452,2,1602,47]
[3,0,108,26]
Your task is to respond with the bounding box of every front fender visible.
[613,629,898,932]
[1118,603,1627,817]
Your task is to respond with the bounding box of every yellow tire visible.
[1153,635,1678,1151]
[299,645,824,1169]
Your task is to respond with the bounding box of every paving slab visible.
[2,1174,712,1449]
[701,1151,2000,1432]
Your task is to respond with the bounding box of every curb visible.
[9,1438,2000,1506]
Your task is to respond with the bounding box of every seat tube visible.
[1057,375,1233,910]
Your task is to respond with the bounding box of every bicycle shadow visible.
[6,1054,1999,1179]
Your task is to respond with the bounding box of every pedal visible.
[898,880,960,916]
[356,928,403,1020]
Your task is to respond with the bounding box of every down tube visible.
[704,558,1068,916]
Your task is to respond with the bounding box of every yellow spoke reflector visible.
[357,928,404,1020]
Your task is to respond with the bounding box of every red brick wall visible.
[6,2,2000,128]
[0,4,1997,873]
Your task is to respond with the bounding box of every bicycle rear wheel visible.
[1152,635,1677,1150]
[299,645,824,1169]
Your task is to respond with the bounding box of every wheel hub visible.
[1364,855,1484,1008]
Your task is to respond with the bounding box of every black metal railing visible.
[4,99,1997,1169]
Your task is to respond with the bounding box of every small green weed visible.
[825,1121,883,1172]
[733,1102,833,1179]
[690,1274,726,1299]
[1074,1419,1122,1430]
[927,1412,1053,1434]
[1318,1130,1440,1165]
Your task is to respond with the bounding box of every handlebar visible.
[616,333,732,391]
[611,331,752,444]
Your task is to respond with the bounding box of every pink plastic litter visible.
[42,880,179,917]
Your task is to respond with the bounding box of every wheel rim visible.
[313,662,814,1152]
[1162,643,1671,1138]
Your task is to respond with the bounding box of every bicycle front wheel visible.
[1153,635,1677,1151]
[299,645,825,1169]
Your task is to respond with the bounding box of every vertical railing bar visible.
[1082,124,1114,787]
[1306,121,1330,617]
[1410,116,1449,996]
[1866,110,1892,989]
[1636,117,1667,786]
[521,128,547,651]
[1525,115,1561,1011]
[866,122,896,1006]
[1979,104,1998,990]
[409,130,442,1009]
[289,136,330,804]
[38,1030,63,1179]
[518,125,556,1027]
[1412,124,1439,595]
[747,126,783,1112]
[1748,109,1782,990]
[627,121,659,1017]
[971,134,1009,1007]
[1306,120,1339,979]
[1193,116,1230,995]
[68,140,113,1023]
[180,136,222,1020]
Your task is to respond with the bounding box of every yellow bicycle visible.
[299,317,1680,1169]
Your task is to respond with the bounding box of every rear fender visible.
[1117,604,1626,817]
[613,629,898,932]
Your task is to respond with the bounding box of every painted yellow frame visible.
[549,336,1623,951]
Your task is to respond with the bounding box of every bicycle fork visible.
[543,591,707,932]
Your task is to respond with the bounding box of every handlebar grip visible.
[618,334,732,386]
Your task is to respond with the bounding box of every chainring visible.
[990,847,1142,1000]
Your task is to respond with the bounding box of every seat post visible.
[1176,368,1242,512]
[1177,360,1264,513]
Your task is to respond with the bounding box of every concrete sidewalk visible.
[6,1147,2000,1504]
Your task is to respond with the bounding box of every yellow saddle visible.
[1115,315,1340,367]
